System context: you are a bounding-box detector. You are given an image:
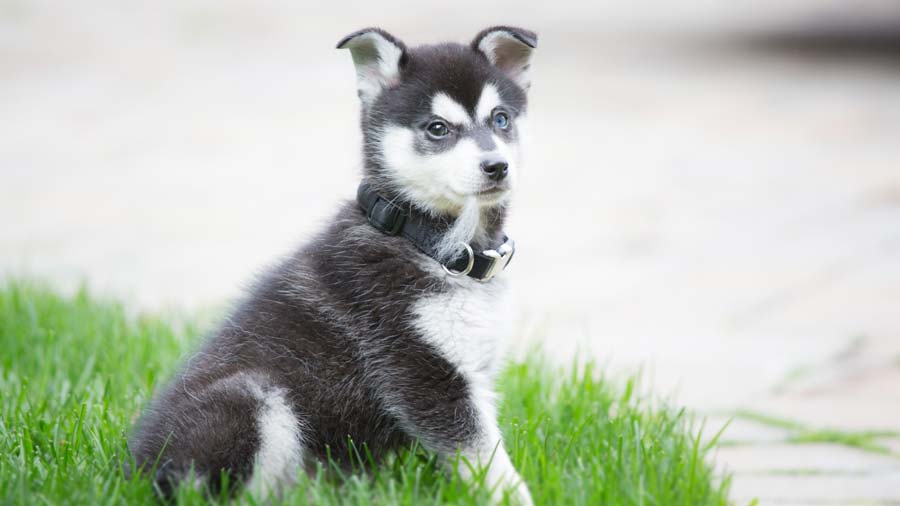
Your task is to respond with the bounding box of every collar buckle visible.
[475,239,515,282]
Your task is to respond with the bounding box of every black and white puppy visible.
[130,26,536,505]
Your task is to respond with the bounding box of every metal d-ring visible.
[441,242,475,277]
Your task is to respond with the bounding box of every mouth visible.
[478,187,507,196]
[447,185,510,203]
[473,186,511,204]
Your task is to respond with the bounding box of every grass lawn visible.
[0,281,732,505]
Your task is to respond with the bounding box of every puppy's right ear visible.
[337,28,408,106]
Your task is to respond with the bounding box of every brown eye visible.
[426,121,450,139]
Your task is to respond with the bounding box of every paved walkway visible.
[3,2,900,504]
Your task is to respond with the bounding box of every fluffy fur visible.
[129,26,537,505]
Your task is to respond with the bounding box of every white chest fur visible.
[411,276,514,381]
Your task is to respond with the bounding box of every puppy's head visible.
[338,27,537,216]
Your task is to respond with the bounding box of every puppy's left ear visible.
[472,26,537,91]
[337,28,408,106]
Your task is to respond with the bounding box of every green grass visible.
[0,281,732,505]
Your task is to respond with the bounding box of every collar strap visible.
[356,183,515,282]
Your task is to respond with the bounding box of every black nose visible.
[480,159,509,182]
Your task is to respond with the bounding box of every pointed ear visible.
[472,26,537,91]
[337,28,408,106]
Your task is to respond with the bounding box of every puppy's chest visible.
[410,279,513,379]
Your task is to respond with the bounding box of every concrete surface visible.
[3,1,900,504]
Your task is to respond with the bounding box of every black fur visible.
[129,27,535,497]
[130,206,478,492]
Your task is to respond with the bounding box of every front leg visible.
[454,378,533,506]
[371,345,532,505]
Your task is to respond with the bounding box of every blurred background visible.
[3,0,900,503]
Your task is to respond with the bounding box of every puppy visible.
[130,26,537,505]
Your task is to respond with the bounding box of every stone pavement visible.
[3,1,900,504]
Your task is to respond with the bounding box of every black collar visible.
[356,183,515,282]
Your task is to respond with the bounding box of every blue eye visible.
[493,111,510,129]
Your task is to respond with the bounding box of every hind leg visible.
[130,371,304,499]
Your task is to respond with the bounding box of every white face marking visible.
[378,85,524,214]
[380,126,489,212]
[431,93,473,127]
[378,123,521,213]
[475,84,502,123]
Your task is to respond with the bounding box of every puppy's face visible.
[338,27,536,215]
[376,77,525,213]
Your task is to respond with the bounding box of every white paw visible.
[484,465,532,506]
[501,475,533,506]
